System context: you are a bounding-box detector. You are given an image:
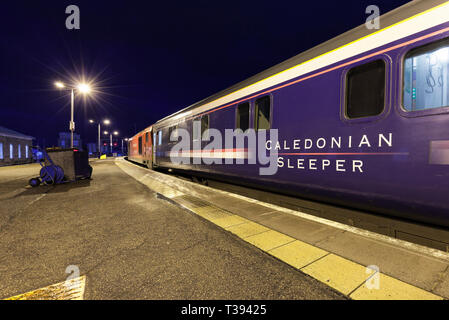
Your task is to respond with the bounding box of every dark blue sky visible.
[0,0,410,146]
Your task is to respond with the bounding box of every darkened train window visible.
[145,132,149,142]
[346,60,385,119]
[201,115,209,141]
[236,102,250,131]
[403,39,449,111]
[168,125,178,143]
[168,127,173,141]
[138,136,143,155]
[255,96,271,130]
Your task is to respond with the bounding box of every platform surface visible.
[116,159,449,300]
[0,160,344,300]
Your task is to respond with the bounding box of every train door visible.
[147,129,153,169]
[148,128,153,168]
[152,130,157,166]
[144,131,148,160]
[138,136,143,158]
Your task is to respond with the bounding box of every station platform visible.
[1,160,344,300]
[117,158,449,300]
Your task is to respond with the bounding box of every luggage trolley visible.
[29,146,93,187]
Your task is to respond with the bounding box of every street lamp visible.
[89,119,110,158]
[104,130,119,155]
[54,81,92,148]
[122,138,129,156]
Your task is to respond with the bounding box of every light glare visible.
[55,81,65,89]
[77,83,91,94]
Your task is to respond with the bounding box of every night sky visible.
[1,0,410,147]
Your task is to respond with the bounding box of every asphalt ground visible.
[0,160,345,300]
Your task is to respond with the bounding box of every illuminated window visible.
[0,143,3,159]
[10,144,13,159]
[18,144,21,158]
[403,38,449,111]
[255,96,271,130]
[236,102,250,132]
[201,115,209,141]
[158,131,162,145]
[26,145,29,158]
[346,60,385,118]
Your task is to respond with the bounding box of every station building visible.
[0,126,34,166]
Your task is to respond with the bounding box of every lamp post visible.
[89,119,110,158]
[122,138,129,156]
[104,130,119,155]
[55,81,92,148]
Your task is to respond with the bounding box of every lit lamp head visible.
[55,81,65,89]
[89,119,95,124]
[104,131,109,135]
[103,119,111,125]
[77,83,91,94]
[113,131,119,136]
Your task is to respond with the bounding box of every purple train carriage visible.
[129,0,449,228]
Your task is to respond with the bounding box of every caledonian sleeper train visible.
[129,0,449,228]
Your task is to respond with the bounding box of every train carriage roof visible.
[154,0,447,127]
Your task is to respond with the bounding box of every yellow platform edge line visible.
[350,272,444,300]
[181,197,445,300]
[4,275,86,300]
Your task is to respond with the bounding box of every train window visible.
[145,132,149,143]
[192,118,200,141]
[255,96,271,130]
[138,137,143,155]
[201,115,210,141]
[346,60,385,118]
[158,130,162,145]
[403,39,449,111]
[0,143,3,159]
[236,102,250,131]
